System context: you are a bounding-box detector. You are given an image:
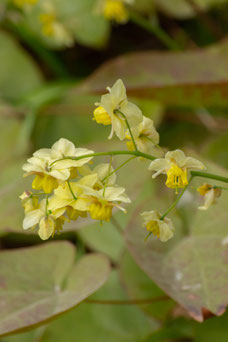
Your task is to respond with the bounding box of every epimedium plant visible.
[20,79,228,242]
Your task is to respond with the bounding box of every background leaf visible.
[0,31,43,99]
[0,242,110,337]
[74,40,228,107]
[125,164,228,322]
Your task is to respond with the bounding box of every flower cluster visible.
[21,79,223,243]
[21,138,130,240]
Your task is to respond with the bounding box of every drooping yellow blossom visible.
[48,174,98,219]
[148,150,205,192]
[13,0,38,9]
[75,184,131,222]
[141,210,175,242]
[22,138,94,194]
[93,79,143,140]
[23,199,65,240]
[93,107,112,125]
[197,183,222,210]
[126,116,160,154]
[20,191,39,214]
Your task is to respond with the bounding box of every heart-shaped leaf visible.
[75,40,228,107]
[125,166,228,322]
[0,242,110,337]
[0,31,43,99]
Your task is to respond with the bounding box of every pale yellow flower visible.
[141,210,175,242]
[93,79,143,140]
[149,150,205,192]
[76,184,131,222]
[48,174,98,220]
[22,138,94,194]
[23,199,65,240]
[126,116,160,154]
[197,183,222,210]
[20,191,39,214]
[78,163,117,190]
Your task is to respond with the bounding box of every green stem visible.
[103,156,113,196]
[50,150,156,167]
[51,152,228,186]
[45,195,49,216]
[130,12,180,51]
[102,156,136,182]
[145,177,194,242]
[191,171,228,184]
[67,180,77,200]
[116,110,138,151]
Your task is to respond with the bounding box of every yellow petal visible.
[93,106,112,125]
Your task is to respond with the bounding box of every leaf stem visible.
[85,295,169,305]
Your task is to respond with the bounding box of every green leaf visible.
[37,271,158,342]
[0,242,110,337]
[77,215,124,263]
[0,159,29,235]
[0,30,43,99]
[125,164,228,322]
[75,40,228,107]
[119,251,175,320]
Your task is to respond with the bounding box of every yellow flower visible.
[103,0,128,23]
[48,174,98,218]
[148,150,205,192]
[126,116,160,154]
[23,199,65,240]
[93,107,112,125]
[13,0,37,8]
[78,163,117,190]
[76,184,131,222]
[197,183,222,210]
[93,79,143,140]
[141,210,175,242]
[22,138,94,194]
[20,191,39,214]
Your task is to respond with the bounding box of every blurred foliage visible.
[1,0,228,341]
